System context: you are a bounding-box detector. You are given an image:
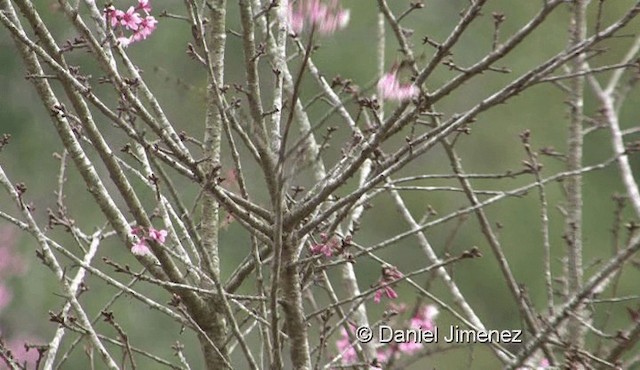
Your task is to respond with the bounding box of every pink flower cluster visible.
[334,326,392,367]
[377,68,419,102]
[309,233,340,257]
[130,226,168,256]
[288,0,350,35]
[373,265,403,303]
[399,305,439,355]
[105,0,157,47]
[335,304,440,366]
[335,325,359,365]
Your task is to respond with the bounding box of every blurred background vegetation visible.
[1,0,640,368]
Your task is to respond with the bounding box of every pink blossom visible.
[148,227,168,244]
[130,226,144,236]
[130,227,167,254]
[137,0,152,14]
[131,240,151,256]
[105,6,124,28]
[336,325,392,367]
[539,358,550,367]
[289,8,305,34]
[397,339,422,355]
[315,6,349,34]
[409,304,439,331]
[386,305,439,356]
[310,242,333,257]
[117,36,133,47]
[335,326,358,365]
[288,0,350,35]
[104,2,157,46]
[309,234,340,258]
[373,285,398,303]
[383,266,403,281]
[120,6,142,30]
[373,266,402,303]
[377,70,419,102]
[132,16,158,41]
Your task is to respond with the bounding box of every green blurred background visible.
[1,0,640,368]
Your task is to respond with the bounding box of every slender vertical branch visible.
[199,1,229,368]
[565,0,588,350]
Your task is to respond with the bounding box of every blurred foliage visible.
[1,0,640,368]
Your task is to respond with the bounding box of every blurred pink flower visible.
[335,326,358,365]
[373,285,398,303]
[377,70,419,102]
[4,337,42,369]
[148,227,167,244]
[289,9,304,34]
[397,339,422,355]
[137,0,152,14]
[130,226,144,236]
[133,16,158,41]
[117,36,133,47]
[373,266,403,303]
[539,358,550,367]
[310,242,333,257]
[376,347,393,365]
[386,305,439,356]
[289,0,350,35]
[105,6,124,28]
[131,240,151,256]
[409,304,439,331]
[309,233,339,257]
[335,326,390,367]
[130,226,167,255]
